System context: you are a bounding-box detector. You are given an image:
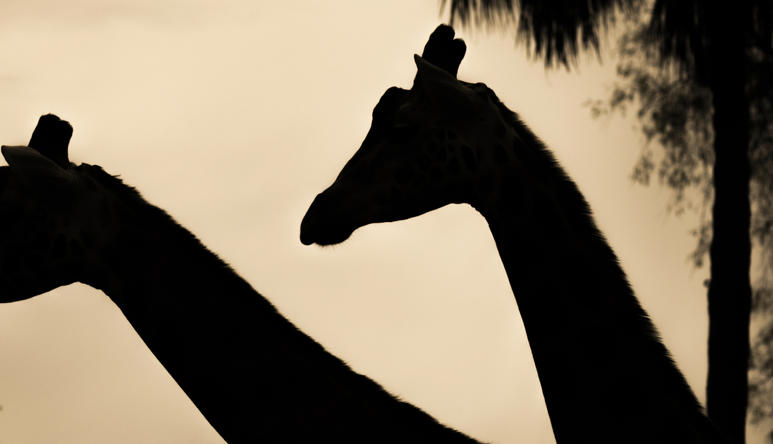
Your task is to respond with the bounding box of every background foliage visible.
[587,9,773,434]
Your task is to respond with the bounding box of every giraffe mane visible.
[75,163,243,278]
[73,161,448,415]
[472,81,709,416]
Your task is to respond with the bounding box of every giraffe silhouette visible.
[0,114,478,443]
[301,25,726,443]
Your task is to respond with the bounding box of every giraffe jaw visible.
[301,183,453,246]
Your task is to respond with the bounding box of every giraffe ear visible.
[2,145,76,188]
[413,54,475,112]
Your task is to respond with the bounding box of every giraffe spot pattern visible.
[494,143,509,164]
[428,142,447,162]
[494,121,505,138]
[52,233,66,258]
[373,190,389,205]
[4,256,20,274]
[448,156,461,175]
[80,229,95,249]
[99,198,112,224]
[461,145,478,171]
[394,166,413,184]
[417,152,431,172]
[478,170,495,195]
[29,230,47,251]
[70,238,84,258]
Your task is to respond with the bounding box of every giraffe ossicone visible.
[301,24,727,444]
[420,24,466,77]
[28,113,72,167]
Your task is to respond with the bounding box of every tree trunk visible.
[706,3,752,443]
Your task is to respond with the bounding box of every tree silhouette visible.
[443,0,767,442]
[588,9,773,440]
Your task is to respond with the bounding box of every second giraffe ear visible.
[413,54,476,113]
[2,145,76,190]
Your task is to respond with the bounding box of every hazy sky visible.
[0,1,767,443]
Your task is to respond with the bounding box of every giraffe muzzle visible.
[300,192,356,246]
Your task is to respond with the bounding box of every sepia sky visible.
[0,1,768,443]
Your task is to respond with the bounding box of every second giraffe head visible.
[301,48,517,246]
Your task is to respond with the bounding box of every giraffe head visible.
[301,28,514,245]
[0,115,119,302]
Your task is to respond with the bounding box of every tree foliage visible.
[444,0,766,440]
[587,10,773,431]
[443,0,641,67]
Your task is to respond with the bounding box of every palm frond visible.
[646,1,711,80]
[442,0,641,68]
[647,0,772,81]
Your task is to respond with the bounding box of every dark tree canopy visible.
[647,0,773,82]
[444,0,773,72]
[443,0,641,67]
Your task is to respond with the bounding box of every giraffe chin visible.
[299,212,355,246]
[300,229,353,246]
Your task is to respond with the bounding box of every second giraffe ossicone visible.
[301,25,727,444]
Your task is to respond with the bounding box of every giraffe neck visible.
[473,119,720,443]
[82,177,476,443]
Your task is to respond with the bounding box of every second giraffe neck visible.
[84,192,476,443]
[475,125,720,443]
